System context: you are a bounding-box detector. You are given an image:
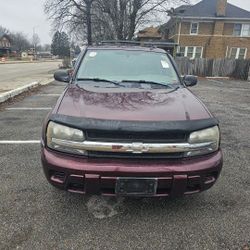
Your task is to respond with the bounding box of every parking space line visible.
[0,140,40,144]
[37,94,61,96]
[5,108,52,111]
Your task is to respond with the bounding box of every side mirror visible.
[54,70,71,83]
[183,75,198,87]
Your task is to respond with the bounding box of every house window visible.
[229,48,247,59]
[190,23,199,35]
[195,47,202,58]
[238,48,247,59]
[187,47,194,58]
[233,24,242,36]
[242,24,250,36]
[178,46,203,59]
[233,24,250,37]
[230,48,237,59]
[179,47,186,57]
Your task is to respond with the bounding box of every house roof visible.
[0,31,11,40]
[173,0,250,19]
[137,26,162,39]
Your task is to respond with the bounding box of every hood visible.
[55,85,212,121]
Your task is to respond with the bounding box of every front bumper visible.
[41,147,223,197]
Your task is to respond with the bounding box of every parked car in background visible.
[41,44,223,197]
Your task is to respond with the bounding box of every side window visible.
[190,22,199,35]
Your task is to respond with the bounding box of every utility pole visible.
[32,25,39,57]
[86,0,92,45]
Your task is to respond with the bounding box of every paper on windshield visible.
[89,52,97,57]
[161,60,170,69]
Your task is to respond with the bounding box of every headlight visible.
[46,121,86,155]
[186,126,220,157]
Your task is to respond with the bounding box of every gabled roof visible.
[172,0,250,19]
[0,31,11,40]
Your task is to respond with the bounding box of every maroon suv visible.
[41,45,223,197]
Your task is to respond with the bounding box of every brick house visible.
[162,0,250,59]
[0,32,11,57]
[136,26,178,55]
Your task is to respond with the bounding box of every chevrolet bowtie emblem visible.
[126,143,149,154]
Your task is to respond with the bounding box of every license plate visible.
[115,178,158,196]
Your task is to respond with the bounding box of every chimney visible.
[216,0,227,17]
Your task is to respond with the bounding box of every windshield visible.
[76,49,180,85]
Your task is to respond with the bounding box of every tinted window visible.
[76,49,179,84]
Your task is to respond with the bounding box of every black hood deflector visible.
[50,114,219,133]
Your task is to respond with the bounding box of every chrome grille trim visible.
[51,138,216,154]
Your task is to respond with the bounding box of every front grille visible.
[88,151,184,159]
[86,130,187,143]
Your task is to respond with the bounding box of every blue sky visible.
[0,0,249,45]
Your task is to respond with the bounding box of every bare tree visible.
[0,26,10,35]
[95,0,169,40]
[0,26,31,53]
[98,0,191,40]
[45,0,95,45]
[10,32,31,53]
[44,0,190,43]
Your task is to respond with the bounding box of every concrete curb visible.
[0,60,61,65]
[0,78,53,104]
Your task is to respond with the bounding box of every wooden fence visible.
[175,57,250,80]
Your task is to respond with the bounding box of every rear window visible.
[76,49,180,84]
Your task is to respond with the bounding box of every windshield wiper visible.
[121,80,175,89]
[76,78,124,87]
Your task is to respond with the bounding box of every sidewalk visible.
[0,61,59,103]
[0,78,54,103]
[0,76,55,94]
[0,59,61,65]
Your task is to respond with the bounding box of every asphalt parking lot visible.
[0,79,249,250]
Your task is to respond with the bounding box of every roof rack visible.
[97,40,178,49]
